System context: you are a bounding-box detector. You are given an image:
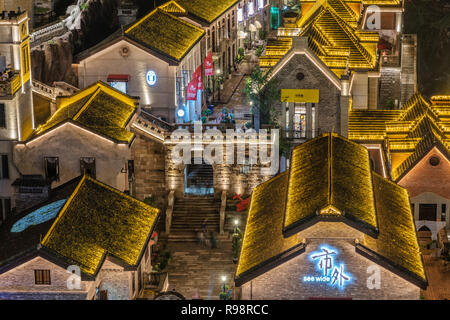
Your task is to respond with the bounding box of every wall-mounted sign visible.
[177,108,185,118]
[303,245,352,289]
[146,70,157,86]
[281,89,319,103]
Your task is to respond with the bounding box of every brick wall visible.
[271,53,342,134]
[240,238,420,300]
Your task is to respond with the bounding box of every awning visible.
[107,74,130,82]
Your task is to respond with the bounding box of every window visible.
[442,204,447,222]
[128,160,135,182]
[1,154,9,179]
[34,269,51,285]
[44,157,59,181]
[80,157,96,178]
[0,103,5,128]
[419,204,437,221]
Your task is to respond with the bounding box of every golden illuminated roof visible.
[42,175,159,276]
[175,0,238,24]
[364,173,426,284]
[236,172,304,282]
[348,93,450,181]
[125,8,204,61]
[260,0,379,75]
[159,0,186,14]
[259,38,293,68]
[30,82,136,143]
[302,0,379,75]
[284,133,378,235]
[236,133,427,288]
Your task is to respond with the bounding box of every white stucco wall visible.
[13,123,131,191]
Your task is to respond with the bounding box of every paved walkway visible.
[163,240,236,300]
[421,255,450,300]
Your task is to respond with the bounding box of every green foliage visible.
[232,228,243,260]
[384,100,395,110]
[153,249,171,272]
[143,195,156,206]
[244,66,280,126]
[255,45,264,57]
[259,30,267,40]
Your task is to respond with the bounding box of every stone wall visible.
[271,53,342,135]
[240,238,420,300]
[131,130,166,208]
[379,68,401,108]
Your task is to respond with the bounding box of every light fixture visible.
[221,275,227,282]
[234,219,239,226]
[177,108,185,118]
[216,69,221,75]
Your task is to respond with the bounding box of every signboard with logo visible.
[281,89,319,103]
[146,70,157,86]
[302,244,353,289]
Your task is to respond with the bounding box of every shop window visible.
[1,154,9,179]
[107,75,130,94]
[44,157,59,182]
[34,269,51,285]
[0,103,6,128]
[80,157,96,178]
[419,204,437,221]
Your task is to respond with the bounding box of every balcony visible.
[0,72,21,97]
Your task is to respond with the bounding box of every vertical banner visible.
[204,51,214,76]
[186,77,198,101]
[193,65,204,90]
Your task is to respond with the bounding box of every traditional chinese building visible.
[235,133,427,299]
[349,93,450,240]
[0,175,159,300]
[258,0,414,142]
[12,81,138,211]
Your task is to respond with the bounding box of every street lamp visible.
[221,275,227,293]
[234,219,239,234]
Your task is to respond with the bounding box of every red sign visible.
[193,65,204,90]
[186,77,198,101]
[204,51,214,76]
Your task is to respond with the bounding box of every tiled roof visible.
[125,8,204,61]
[175,0,238,24]
[30,82,136,143]
[364,173,426,284]
[235,172,304,282]
[348,93,450,181]
[235,133,426,288]
[284,134,378,235]
[42,176,159,276]
[259,0,379,76]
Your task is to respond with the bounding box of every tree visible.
[244,67,291,159]
[244,66,280,130]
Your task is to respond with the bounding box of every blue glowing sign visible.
[303,245,352,289]
[11,199,67,233]
[146,70,157,86]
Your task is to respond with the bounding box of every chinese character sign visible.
[303,245,352,289]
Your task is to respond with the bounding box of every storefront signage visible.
[303,245,352,289]
[281,89,319,103]
[146,70,157,86]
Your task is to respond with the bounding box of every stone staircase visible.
[167,196,223,242]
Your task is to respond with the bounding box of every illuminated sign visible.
[258,0,264,9]
[248,2,254,16]
[237,7,243,22]
[146,70,157,86]
[177,108,185,118]
[281,89,319,103]
[303,245,352,289]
